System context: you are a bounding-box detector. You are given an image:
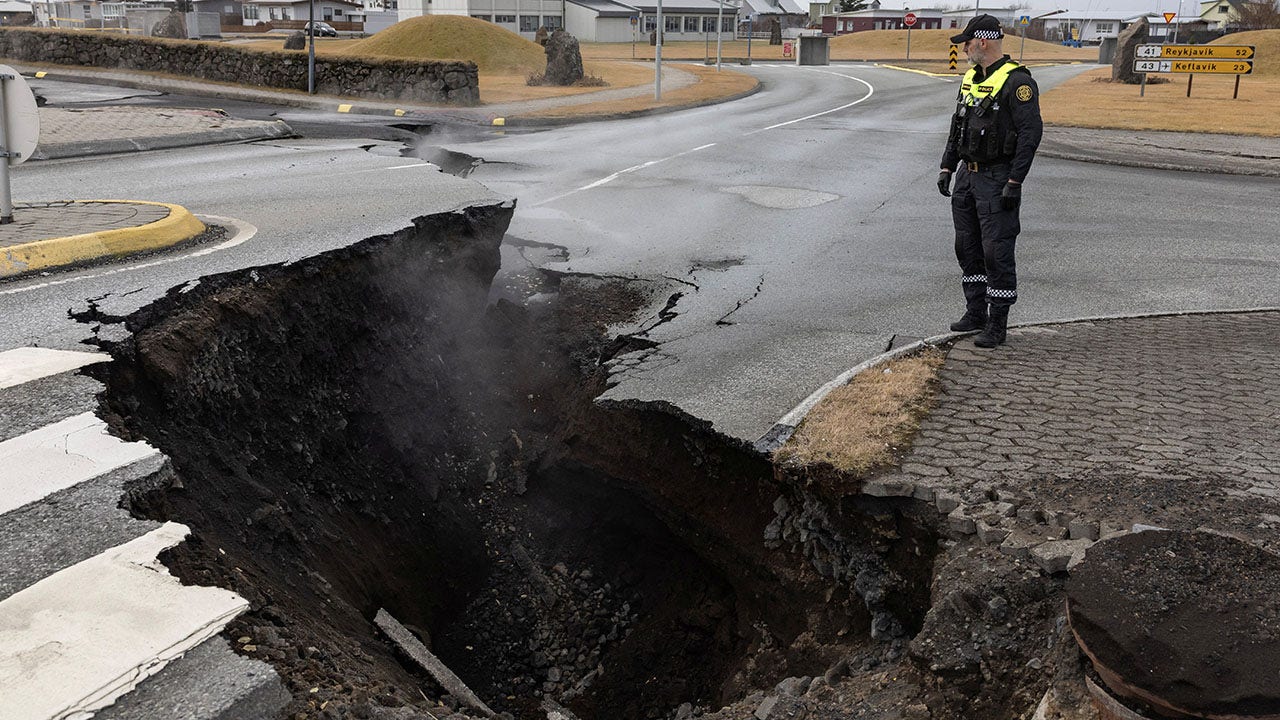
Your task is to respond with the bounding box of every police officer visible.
[937,14,1043,348]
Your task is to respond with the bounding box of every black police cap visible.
[951,13,1004,43]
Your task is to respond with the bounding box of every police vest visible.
[954,61,1027,163]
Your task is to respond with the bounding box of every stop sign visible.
[904,12,917,26]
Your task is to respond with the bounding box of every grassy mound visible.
[345,15,545,73]
[1212,29,1280,75]
[829,28,1091,60]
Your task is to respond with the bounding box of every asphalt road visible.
[9,62,1280,443]
[451,63,1280,440]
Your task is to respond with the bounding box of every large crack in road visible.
[74,202,1079,720]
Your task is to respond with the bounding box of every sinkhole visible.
[83,202,941,720]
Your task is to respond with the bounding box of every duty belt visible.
[965,160,1010,172]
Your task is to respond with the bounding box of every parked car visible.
[305,21,338,37]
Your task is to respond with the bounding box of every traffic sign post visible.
[0,66,40,224]
[948,43,958,71]
[904,12,916,60]
[1132,45,1256,99]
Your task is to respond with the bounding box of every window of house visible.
[333,8,342,14]
[224,4,233,12]
[385,0,397,8]
[1219,5,1228,11]
[82,4,91,16]
[702,16,715,31]
[543,14,561,28]
[665,15,679,31]
[721,16,732,31]
[268,7,277,18]
[645,15,657,31]
[1095,22,1113,33]
[494,13,514,22]
[243,4,259,19]
[471,13,491,20]
[684,15,698,32]
[519,14,538,30]
[950,19,958,28]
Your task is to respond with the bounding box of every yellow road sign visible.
[1135,44,1255,59]
[1172,59,1254,74]
[1162,11,1176,22]
[948,44,958,71]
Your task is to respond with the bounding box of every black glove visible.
[937,170,952,197]
[1001,181,1021,210]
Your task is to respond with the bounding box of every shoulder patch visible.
[1016,84,1034,102]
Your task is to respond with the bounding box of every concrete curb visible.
[1037,141,1280,178]
[754,306,1280,453]
[32,122,296,161]
[0,201,206,278]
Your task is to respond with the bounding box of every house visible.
[564,0,635,41]
[0,0,34,24]
[239,0,362,23]
[739,0,809,33]
[821,4,942,35]
[1136,12,1209,40]
[1198,0,1249,30]
[1035,11,1135,44]
[33,0,174,28]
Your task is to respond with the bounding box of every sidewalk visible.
[35,106,293,160]
[0,201,206,279]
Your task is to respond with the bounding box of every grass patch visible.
[774,348,945,475]
[1043,67,1280,136]
[517,62,757,119]
[479,61,652,103]
[342,15,545,73]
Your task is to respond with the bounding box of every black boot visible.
[950,307,987,332]
[974,305,1009,348]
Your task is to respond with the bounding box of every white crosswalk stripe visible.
[0,523,250,720]
[0,348,107,390]
[0,411,159,516]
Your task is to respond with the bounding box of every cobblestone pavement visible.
[864,311,1280,568]
[0,201,170,248]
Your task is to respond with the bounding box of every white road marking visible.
[0,214,257,297]
[533,143,718,206]
[0,348,107,390]
[747,69,876,134]
[384,162,434,170]
[0,411,158,515]
[0,522,249,720]
[534,69,877,205]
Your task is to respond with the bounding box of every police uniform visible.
[939,16,1043,347]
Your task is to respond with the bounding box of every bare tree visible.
[1236,0,1280,29]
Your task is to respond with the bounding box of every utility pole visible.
[307,0,316,94]
[655,0,663,99]
[716,0,724,70]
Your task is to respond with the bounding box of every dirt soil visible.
[87,207,868,720]
[1067,530,1280,718]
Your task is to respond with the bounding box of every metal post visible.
[705,29,709,62]
[716,0,723,70]
[1172,0,1181,43]
[747,19,751,62]
[1233,73,1240,99]
[1139,71,1146,97]
[1186,72,1193,97]
[906,25,911,60]
[655,0,662,99]
[307,0,316,94]
[1019,25,1026,62]
[0,75,12,224]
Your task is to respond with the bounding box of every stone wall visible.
[0,28,479,105]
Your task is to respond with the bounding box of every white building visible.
[1037,10,1135,43]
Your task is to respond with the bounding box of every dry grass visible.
[774,349,945,475]
[516,62,757,119]
[480,60,653,103]
[1211,29,1280,75]
[343,15,545,73]
[1043,67,1280,136]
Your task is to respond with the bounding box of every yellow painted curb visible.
[0,201,205,278]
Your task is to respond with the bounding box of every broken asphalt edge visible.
[496,75,763,127]
[0,201,205,278]
[755,305,1280,454]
